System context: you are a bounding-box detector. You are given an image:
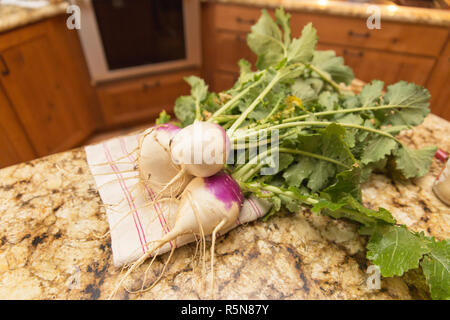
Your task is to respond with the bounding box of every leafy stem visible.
[282,104,424,123]
[232,146,350,183]
[231,121,402,144]
[279,147,351,169]
[194,97,202,121]
[307,63,343,93]
[242,182,379,226]
[209,73,266,121]
[227,72,282,136]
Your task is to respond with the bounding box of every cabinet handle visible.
[347,30,370,38]
[343,49,364,57]
[142,80,160,90]
[235,34,246,43]
[236,16,255,25]
[0,54,9,76]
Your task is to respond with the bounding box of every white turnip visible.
[170,121,230,177]
[137,123,193,197]
[109,171,243,298]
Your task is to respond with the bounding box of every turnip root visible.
[109,171,243,299]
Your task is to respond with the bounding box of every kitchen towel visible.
[85,131,272,267]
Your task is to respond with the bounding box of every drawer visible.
[97,69,199,126]
[214,3,264,33]
[215,31,257,73]
[290,12,448,57]
[211,3,448,57]
[317,44,435,86]
[426,39,450,120]
[212,71,238,92]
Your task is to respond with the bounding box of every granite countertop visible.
[0,0,68,34]
[0,0,449,35]
[0,112,449,300]
[207,0,450,27]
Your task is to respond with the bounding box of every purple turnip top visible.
[204,172,243,210]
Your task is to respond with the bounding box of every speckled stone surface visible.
[0,112,449,300]
[207,0,450,27]
[0,1,68,34]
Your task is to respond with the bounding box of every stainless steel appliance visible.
[73,0,201,83]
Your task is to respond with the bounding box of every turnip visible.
[109,171,244,299]
[170,121,230,177]
[137,123,192,197]
[92,123,192,199]
[152,120,231,201]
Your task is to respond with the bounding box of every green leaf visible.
[247,9,285,69]
[282,157,316,187]
[319,123,357,166]
[360,158,387,183]
[311,50,354,85]
[335,114,363,148]
[361,136,398,165]
[237,59,256,85]
[272,153,294,174]
[289,124,356,192]
[291,79,317,102]
[312,195,395,226]
[174,96,196,127]
[421,239,450,300]
[317,168,395,225]
[343,95,361,109]
[321,168,362,201]
[367,225,429,277]
[307,160,336,192]
[155,110,171,125]
[359,80,384,107]
[394,145,437,179]
[287,23,317,64]
[380,81,431,126]
[318,91,339,111]
[275,7,291,46]
[185,76,208,102]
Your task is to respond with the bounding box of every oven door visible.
[73,0,201,84]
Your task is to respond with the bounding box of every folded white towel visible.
[85,132,272,267]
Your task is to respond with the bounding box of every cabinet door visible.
[97,69,199,127]
[426,39,450,121]
[317,44,435,86]
[215,31,256,73]
[0,86,36,168]
[212,71,238,92]
[0,19,94,157]
[290,12,448,57]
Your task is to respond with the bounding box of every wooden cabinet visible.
[211,3,448,57]
[289,12,448,57]
[96,69,199,127]
[316,44,435,86]
[0,86,36,168]
[0,16,97,160]
[202,3,450,120]
[212,71,238,93]
[215,31,256,73]
[426,38,450,120]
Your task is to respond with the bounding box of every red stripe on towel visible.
[249,198,262,218]
[122,136,175,249]
[103,142,146,253]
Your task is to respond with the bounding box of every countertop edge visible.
[205,0,450,28]
[0,2,69,34]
